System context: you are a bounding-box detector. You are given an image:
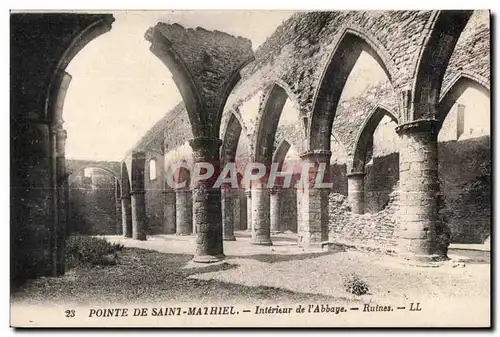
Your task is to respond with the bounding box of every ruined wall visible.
[328,190,399,250]
[329,136,491,247]
[439,136,491,243]
[68,173,120,235]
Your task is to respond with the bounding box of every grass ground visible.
[11,232,490,308]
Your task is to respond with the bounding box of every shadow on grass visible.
[226,250,341,264]
[11,247,354,305]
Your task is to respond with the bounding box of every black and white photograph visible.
[9,9,491,328]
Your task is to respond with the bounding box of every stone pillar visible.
[245,190,252,231]
[190,137,225,263]
[175,188,193,235]
[347,172,365,214]
[131,152,147,241]
[297,150,332,249]
[162,185,176,234]
[221,188,236,241]
[233,189,241,231]
[251,180,272,246]
[239,189,248,230]
[55,128,67,275]
[395,120,444,261]
[121,194,133,237]
[270,188,282,234]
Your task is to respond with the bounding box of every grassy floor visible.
[11,234,490,307]
[11,247,348,306]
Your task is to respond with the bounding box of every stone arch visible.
[145,27,206,136]
[308,29,396,152]
[215,56,255,136]
[221,113,243,164]
[437,73,490,126]
[46,16,115,122]
[272,139,291,171]
[351,105,399,173]
[254,82,299,164]
[411,10,473,120]
[67,165,121,186]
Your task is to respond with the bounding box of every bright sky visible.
[64,10,296,161]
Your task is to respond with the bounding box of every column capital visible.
[131,151,146,160]
[395,119,440,136]
[270,187,281,195]
[245,189,252,198]
[346,171,365,178]
[299,149,332,163]
[188,137,222,151]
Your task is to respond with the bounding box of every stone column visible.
[347,172,365,214]
[239,189,248,230]
[121,194,133,237]
[297,150,332,249]
[114,179,122,233]
[221,187,236,241]
[251,179,272,246]
[245,190,252,231]
[395,119,443,261]
[55,128,67,275]
[190,137,225,263]
[131,151,147,241]
[175,187,193,235]
[233,189,242,231]
[162,185,176,234]
[270,188,282,234]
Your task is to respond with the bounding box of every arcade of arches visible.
[11,10,490,283]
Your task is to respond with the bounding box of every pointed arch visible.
[45,15,115,122]
[145,27,206,136]
[411,10,473,120]
[254,83,291,164]
[221,113,243,164]
[215,56,255,135]
[308,29,395,152]
[272,139,291,171]
[437,73,490,125]
[351,105,399,173]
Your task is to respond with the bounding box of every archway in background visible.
[67,167,122,235]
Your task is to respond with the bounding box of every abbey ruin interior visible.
[11,10,490,286]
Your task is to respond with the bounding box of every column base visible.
[133,234,147,241]
[223,236,236,241]
[192,253,226,263]
[298,241,330,251]
[397,251,450,264]
[271,231,282,235]
[176,232,192,236]
[251,239,273,246]
[124,233,133,238]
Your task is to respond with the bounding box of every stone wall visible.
[144,151,165,234]
[68,171,120,235]
[438,136,491,243]
[328,190,399,250]
[328,135,491,247]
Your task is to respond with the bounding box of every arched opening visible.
[308,31,395,151]
[67,166,121,235]
[61,13,181,242]
[437,79,490,244]
[349,107,399,213]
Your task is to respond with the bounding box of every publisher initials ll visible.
[409,303,421,311]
